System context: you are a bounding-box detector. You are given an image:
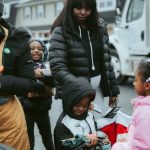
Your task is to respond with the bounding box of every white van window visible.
[127,0,144,22]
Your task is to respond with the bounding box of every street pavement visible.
[34,78,136,150]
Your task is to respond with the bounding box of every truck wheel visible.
[111,50,128,84]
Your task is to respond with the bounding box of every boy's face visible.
[30,41,43,61]
[73,96,90,116]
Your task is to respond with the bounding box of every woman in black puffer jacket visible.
[49,0,120,117]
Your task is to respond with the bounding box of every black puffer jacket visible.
[49,23,120,98]
[0,18,35,95]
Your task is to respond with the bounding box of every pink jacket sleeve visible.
[128,106,150,149]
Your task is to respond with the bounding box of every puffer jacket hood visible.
[0,18,31,40]
[62,77,95,120]
[11,26,31,40]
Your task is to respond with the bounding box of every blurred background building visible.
[3,0,126,41]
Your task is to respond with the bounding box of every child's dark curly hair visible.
[137,59,150,82]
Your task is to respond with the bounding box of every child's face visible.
[73,96,90,116]
[30,41,43,61]
[133,70,146,96]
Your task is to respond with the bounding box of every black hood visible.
[62,77,95,120]
[0,18,31,40]
[11,26,31,40]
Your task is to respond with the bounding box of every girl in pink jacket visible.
[112,60,150,150]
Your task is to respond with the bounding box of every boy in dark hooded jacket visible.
[54,77,109,150]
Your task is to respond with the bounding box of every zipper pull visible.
[92,65,95,70]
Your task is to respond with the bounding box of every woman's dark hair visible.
[137,60,150,82]
[51,0,99,32]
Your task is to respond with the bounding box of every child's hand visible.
[86,134,98,147]
[89,101,94,111]
[34,69,43,78]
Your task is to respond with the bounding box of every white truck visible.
[109,0,150,84]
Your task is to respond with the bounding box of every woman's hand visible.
[109,96,118,107]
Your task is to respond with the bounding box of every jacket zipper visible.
[79,26,95,70]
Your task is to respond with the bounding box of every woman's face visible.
[30,41,43,61]
[73,4,91,26]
